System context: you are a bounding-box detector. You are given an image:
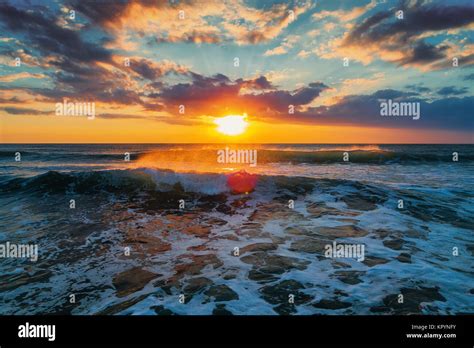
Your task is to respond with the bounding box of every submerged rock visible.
[240,252,310,274]
[333,270,365,285]
[370,286,446,314]
[204,284,239,302]
[362,256,390,267]
[123,234,171,253]
[151,305,174,315]
[467,244,474,256]
[174,254,224,277]
[112,267,159,298]
[306,203,357,218]
[183,277,213,294]
[248,202,304,223]
[339,184,387,211]
[312,299,352,310]
[212,304,233,315]
[0,270,52,292]
[260,280,312,315]
[97,294,149,315]
[316,225,368,238]
[383,238,405,250]
[248,269,279,283]
[289,238,329,254]
[340,194,378,211]
[239,242,278,255]
[396,253,412,263]
[260,280,307,303]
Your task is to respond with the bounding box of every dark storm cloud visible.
[1,107,51,115]
[66,0,132,26]
[0,4,185,107]
[0,4,111,63]
[129,60,163,80]
[354,1,474,40]
[0,96,22,104]
[157,73,328,114]
[21,58,143,105]
[405,84,431,93]
[463,73,474,81]
[235,76,274,90]
[156,77,473,131]
[342,1,474,68]
[298,91,474,131]
[159,76,239,103]
[370,89,419,99]
[252,76,273,89]
[437,86,469,96]
[189,73,232,87]
[397,41,449,66]
[158,73,275,105]
[128,58,188,80]
[244,82,329,111]
[345,10,392,43]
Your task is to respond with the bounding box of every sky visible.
[0,0,473,143]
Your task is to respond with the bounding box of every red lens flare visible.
[226,170,258,193]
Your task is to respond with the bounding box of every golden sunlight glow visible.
[214,114,248,136]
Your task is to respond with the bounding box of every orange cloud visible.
[0,72,47,82]
[73,0,312,46]
[312,0,376,22]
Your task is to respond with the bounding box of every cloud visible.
[297,90,474,131]
[0,72,46,82]
[405,84,431,93]
[123,57,189,80]
[243,82,329,112]
[0,0,471,136]
[1,107,51,115]
[0,4,111,64]
[297,50,311,59]
[6,83,470,133]
[263,35,300,56]
[264,46,288,56]
[97,112,202,126]
[313,0,376,22]
[463,73,474,80]
[152,78,473,132]
[0,48,41,67]
[437,86,469,96]
[156,73,328,118]
[34,57,143,105]
[0,96,22,104]
[237,76,275,91]
[70,0,312,46]
[316,73,385,106]
[317,1,474,70]
[0,2,192,109]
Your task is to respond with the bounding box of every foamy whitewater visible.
[0,144,473,314]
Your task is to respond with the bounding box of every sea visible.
[0,144,472,314]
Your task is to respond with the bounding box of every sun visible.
[214,114,249,136]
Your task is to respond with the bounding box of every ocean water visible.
[0,144,473,315]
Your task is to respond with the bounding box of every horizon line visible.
[1,142,473,145]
